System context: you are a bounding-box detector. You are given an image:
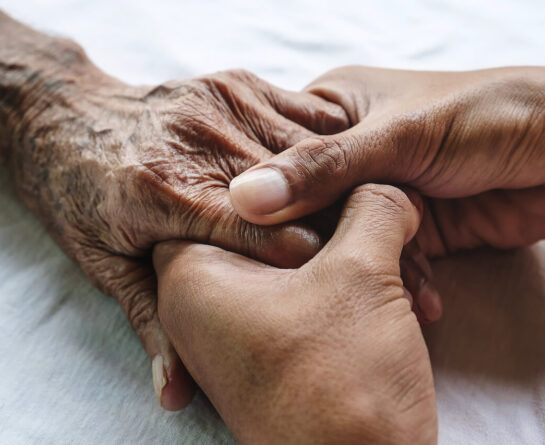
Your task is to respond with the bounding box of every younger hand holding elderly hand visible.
[154,185,437,445]
[1,11,440,408]
[231,66,545,257]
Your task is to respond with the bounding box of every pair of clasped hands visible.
[3,12,543,443]
[153,66,545,444]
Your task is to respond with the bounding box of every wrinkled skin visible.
[9,69,350,408]
[1,11,352,409]
[230,66,545,257]
[1,12,438,414]
[11,67,347,264]
[155,185,438,445]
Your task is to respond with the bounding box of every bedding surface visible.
[1,1,544,443]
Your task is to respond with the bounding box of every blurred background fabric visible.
[0,1,544,443]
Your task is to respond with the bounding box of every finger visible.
[154,185,421,314]
[80,249,196,411]
[196,70,316,152]
[197,69,348,139]
[313,184,421,278]
[189,188,323,269]
[265,85,350,135]
[229,127,404,225]
[152,240,281,402]
[417,186,545,257]
[247,103,315,153]
[178,128,325,268]
[400,250,442,324]
[139,128,324,269]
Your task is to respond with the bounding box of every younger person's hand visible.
[154,184,437,444]
[230,66,545,256]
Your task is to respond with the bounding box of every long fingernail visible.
[230,168,290,215]
[152,355,167,406]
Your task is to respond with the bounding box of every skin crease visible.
[2,9,540,437]
[2,14,535,442]
[229,66,545,257]
[0,11,353,410]
[154,185,438,445]
[0,12,443,410]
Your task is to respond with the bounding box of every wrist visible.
[476,66,545,121]
[0,11,121,164]
[512,67,545,126]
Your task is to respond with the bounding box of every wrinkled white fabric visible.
[0,1,544,443]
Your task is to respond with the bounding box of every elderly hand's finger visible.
[132,124,323,270]
[190,189,322,269]
[81,250,196,411]
[265,85,350,135]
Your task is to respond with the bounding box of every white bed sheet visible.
[0,1,544,443]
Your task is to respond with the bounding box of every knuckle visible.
[291,137,350,184]
[53,37,89,66]
[316,103,351,133]
[336,249,398,282]
[222,68,258,83]
[199,69,259,93]
[193,75,228,100]
[192,73,238,105]
[350,184,411,217]
[313,249,403,315]
[144,80,189,99]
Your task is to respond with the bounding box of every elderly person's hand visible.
[0,11,349,410]
[154,184,437,445]
[230,66,545,258]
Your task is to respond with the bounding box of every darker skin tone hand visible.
[154,185,437,445]
[0,11,350,410]
[230,65,545,258]
[0,13,445,413]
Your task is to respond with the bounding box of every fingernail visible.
[230,168,290,215]
[152,355,167,406]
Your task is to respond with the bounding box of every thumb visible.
[312,184,421,280]
[152,240,283,415]
[80,249,196,411]
[229,128,407,225]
